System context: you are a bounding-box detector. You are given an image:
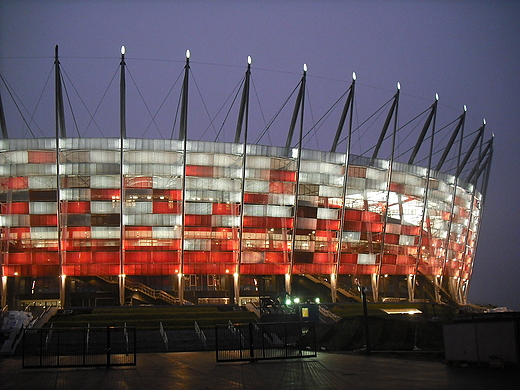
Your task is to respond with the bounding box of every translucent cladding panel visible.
[89,150,119,163]
[358,254,376,264]
[268,194,295,206]
[319,185,342,197]
[61,138,119,150]
[91,201,120,214]
[12,164,56,176]
[0,215,30,226]
[300,160,343,175]
[125,164,182,176]
[214,167,241,179]
[246,156,271,169]
[29,202,57,214]
[245,168,269,180]
[267,205,291,217]
[186,190,240,203]
[153,177,182,189]
[123,214,181,226]
[186,203,212,215]
[211,215,240,227]
[125,201,153,214]
[31,227,58,239]
[245,180,269,193]
[186,177,240,192]
[184,239,211,251]
[91,175,119,188]
[28,176,55,189]
[152,226,182,239]
[214,154,241,167]
[1,151,29,164]
[187,153,213,166]
[317,208,339,220]
[342,231,361,242]
[244,204,266,216]
[124,151,180,164]
[91,226,120,239]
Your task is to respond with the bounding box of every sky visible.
[0,0,519,310]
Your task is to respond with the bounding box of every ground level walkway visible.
[1,350,518,389]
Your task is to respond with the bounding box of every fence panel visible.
[22,326,136,368]
[215,321,316,362]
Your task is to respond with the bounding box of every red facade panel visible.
[153,201,180,214]
[269,170,296,182]
[63,201,90,214]
[186,165,214,177]
[28,151,55,164]
[5,202,29,214]
[0,176,28,189]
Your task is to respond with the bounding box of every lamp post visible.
[361,286,371,354]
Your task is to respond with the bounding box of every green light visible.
[285,298,292,306]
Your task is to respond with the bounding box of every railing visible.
[97,275,182,305]
[22,326,136,368]
[215,321,316,362]
[194,321,207,349]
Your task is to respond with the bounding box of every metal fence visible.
[22,326,136,368]
[215,321,316,362]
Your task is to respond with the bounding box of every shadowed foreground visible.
[1,351,518,390]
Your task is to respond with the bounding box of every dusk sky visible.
[1,0,519,310]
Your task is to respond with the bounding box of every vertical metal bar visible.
[106,326,111,367]
[249,322,254,359]
[288,66,306,287]
[336,75,356,300]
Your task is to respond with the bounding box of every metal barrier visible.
[22,326,136,368]
[215,321,316,362]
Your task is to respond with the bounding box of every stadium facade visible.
[0,48,493,308]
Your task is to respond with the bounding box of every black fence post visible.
[248,322,254,359]
[106,326,111,368]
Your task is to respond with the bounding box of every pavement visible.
[1,351,519,390]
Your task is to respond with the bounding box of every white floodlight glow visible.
[186,49,191,59]
[247,55,252,65]
[315,297,320,304]
[121,46,126,55]
[435,93,439,101]
[293,297,300,304]
[397,82,401,90]
[285,298,292,306]
[303,63,307,72]
[352,71,357,81]
[464,105,467,112]
[483,118,486,125]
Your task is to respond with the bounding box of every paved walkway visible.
[1,351,518,389]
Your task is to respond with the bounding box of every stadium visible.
[0,48,493,309]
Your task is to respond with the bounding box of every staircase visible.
[97,276,184,305]
[304,274,362,302]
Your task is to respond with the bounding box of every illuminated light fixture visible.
[119,274,126,278]
[175,269,179,273]
[303,63,307,72]
[225,269,229,274]
[352,71,357,81]
[381,308,422,315]
[483,118,486,125]
[293,297,300,304]
[397,81,401,90]
[233,272,239,277]
[435,93,439,101]
[285,298,292,306]
[464,104,467,112]
[247,55,252,65]
[14,272,19,276]
[61,274,66,280]
[186,49,191,59]
[121,45,126,55]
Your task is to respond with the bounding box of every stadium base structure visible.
[0,48,492,308]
